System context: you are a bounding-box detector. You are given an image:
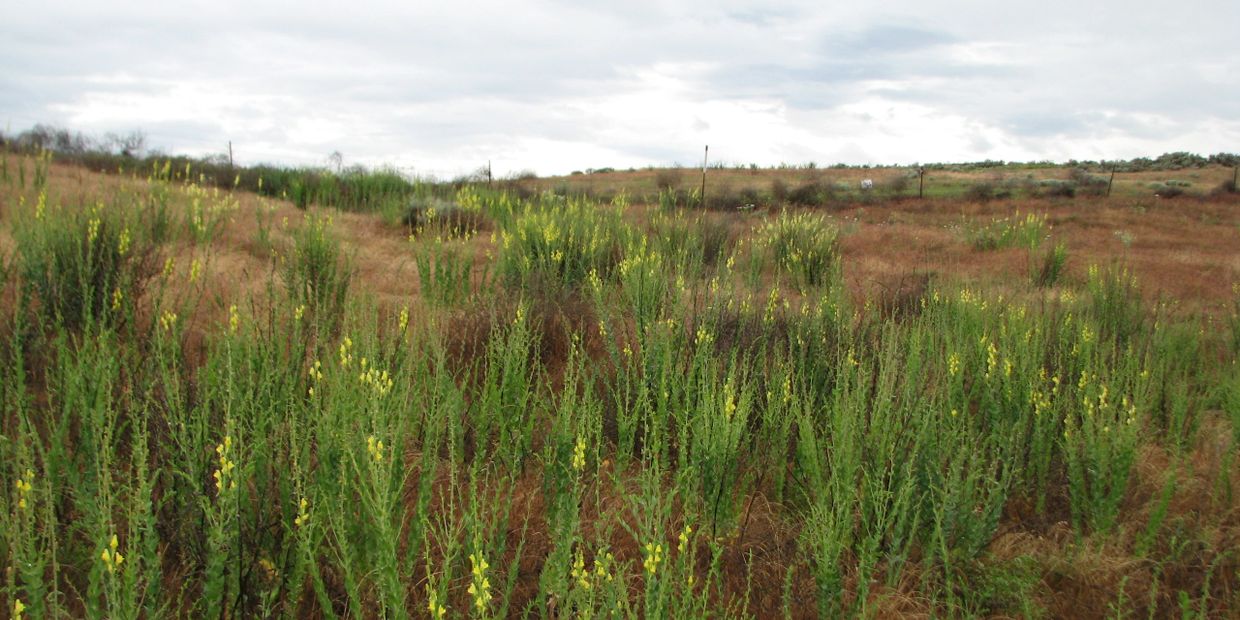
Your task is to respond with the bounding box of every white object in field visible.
[861,179,874,190]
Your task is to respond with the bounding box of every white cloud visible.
[3,0,1238,176]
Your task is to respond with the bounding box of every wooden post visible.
[918,167,925,199]
[487,160,492,190]
[700,145,708,209]
[1106,164,1116,198]
[1233,165,1238,192]
[228,141,234,168]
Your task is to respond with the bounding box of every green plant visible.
[964,212,1047,251]
[282,214,350,331]
[1035,242,1068,287]
[755,210,840,291]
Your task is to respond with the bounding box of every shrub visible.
[770,178,789,203]
[1037,179,1076,198]
[787,181,827,207]
[654,168,683,191]
[1069,168,1108,196]
[965,180,1017,201]
[1150,183,1185,198]
[886,174,911,195]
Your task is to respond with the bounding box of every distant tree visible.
[106,131,147,158]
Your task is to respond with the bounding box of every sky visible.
[2,1,1238,177]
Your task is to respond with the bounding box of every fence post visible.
[700,145,708,210]
[918,167,925,199]
[1106,164,1116,198]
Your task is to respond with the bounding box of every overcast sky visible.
[3,1,1237,177]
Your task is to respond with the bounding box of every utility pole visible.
[700,145,708,209]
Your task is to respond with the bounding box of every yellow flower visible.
[678,524,693,554]
[13,598,25,619]
[468,550,492,612]
[366,436,384,463]
[159,310,178,332]
[398,306,409,332]
[294,497,309,528]
[111,287,124,311]
[228,305,240,333]
[15,470,33,510]
[293,305,305,322]
[571,436,586,473]
[100,536,124,573]
[118,227,131,255]
[643,542,663,575]
[427,588,446,619]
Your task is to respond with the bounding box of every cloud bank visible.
[3,0,1237,176]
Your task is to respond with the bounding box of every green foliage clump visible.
[282,214,350,329]
[16,199,150,330]
[964,212,1047,251]
[755,210,840,291]
[497,198,633,290]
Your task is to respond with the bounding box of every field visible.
[1,150,1239,618]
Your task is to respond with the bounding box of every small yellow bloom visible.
[571,436,586,473]
[366,436,384,463]
[678,524,693,554]
[13,598,25,619]
[159,310,178,332]
[228,305,240,333]
[643,542,663,575]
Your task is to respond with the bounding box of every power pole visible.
[700,145,708,209]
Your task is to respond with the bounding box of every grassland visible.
[1,150,1239,618]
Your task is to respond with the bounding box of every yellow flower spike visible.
[427,588,446,619]
[228,305,240,333]
[294,305,305,321]
[163,257,175,277]
[572,436,587,473]
[110,534,119,551]
[13,598,25,619]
